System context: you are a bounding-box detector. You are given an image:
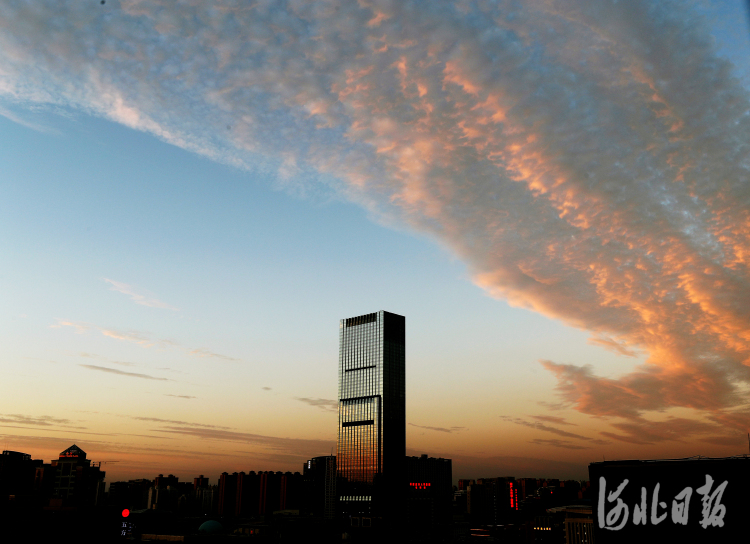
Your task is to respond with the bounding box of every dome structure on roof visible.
[198,520,223,534]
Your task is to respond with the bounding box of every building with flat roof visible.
[404,454,453,539]
[0,450,41,506]
[337,310,405,526]
[303,456,337,519]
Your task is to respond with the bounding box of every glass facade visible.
[337,310,405,518]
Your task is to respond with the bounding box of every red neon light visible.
[409,482,431,489]
[122,509,130,518]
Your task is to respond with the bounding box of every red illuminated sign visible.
[409,482,431,490]
[122,509,130,518]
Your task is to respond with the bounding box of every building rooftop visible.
[59,444,87,459]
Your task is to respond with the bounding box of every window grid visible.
[337,311,405,508]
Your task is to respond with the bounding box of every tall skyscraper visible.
[337,310,405,525]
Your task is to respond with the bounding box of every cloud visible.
[152,425,335,457]
[0,425,111,436]
[231,449,333,466]
[501,415,608,444]
[409,423,467,433]
[0,105,58,134]
[0,414,85,429]
[100,328,156,348]
[120,434,175,440]
[587,336,640,358]
[262,387,272,391]
[598,416,728,445]
[110,361,138,367]
[530,415,577,426]
[508,410,730,446]
[707,410,750,433]
[295,397,337,411]
[697,435,747,447]
[0,433,234,461]
[156,367,186,374]
[5,1,750,430]
[164,394,196,399]
[537,401,568,412]
[56,321,156,348]
[104,278,178,310]
[77,352,137,367]
[51,321,89,334]
[128,416,233,430]
[55,320,238,361]
[540,360,740,419]
[529,438,590,450]
[79,364,170,381]
[188,348,239,362]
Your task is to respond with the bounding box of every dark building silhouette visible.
[51,444,105,507]
[196,484,218,515]
[337,310,405,526]
[216,470,303,518]
[193,475,208,490]
[0,450,41,507]
[516,477,539,502]
[544,505,594,544]
[303,455,337,519]
[258,471,282,515]
[108,478,152,510]
[147,474,194,511]
[33,462,56,504]
[2,445,109,509]
[467,477,518,525]
[404,454,453,536]
[457,479,474,491]
[279,471,302,511]
[235,471,259,517]
[153,473,178,488]
[531,504,594,543]
[218,472,238,516]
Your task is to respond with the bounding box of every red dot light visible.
[122,509,130,518]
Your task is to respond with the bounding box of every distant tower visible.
[337,310,405,525]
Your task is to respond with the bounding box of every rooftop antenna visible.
[747,433,749,455]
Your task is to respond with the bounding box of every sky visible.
[1,0,750,484]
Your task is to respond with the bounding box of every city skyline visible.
[2,0,750,484]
